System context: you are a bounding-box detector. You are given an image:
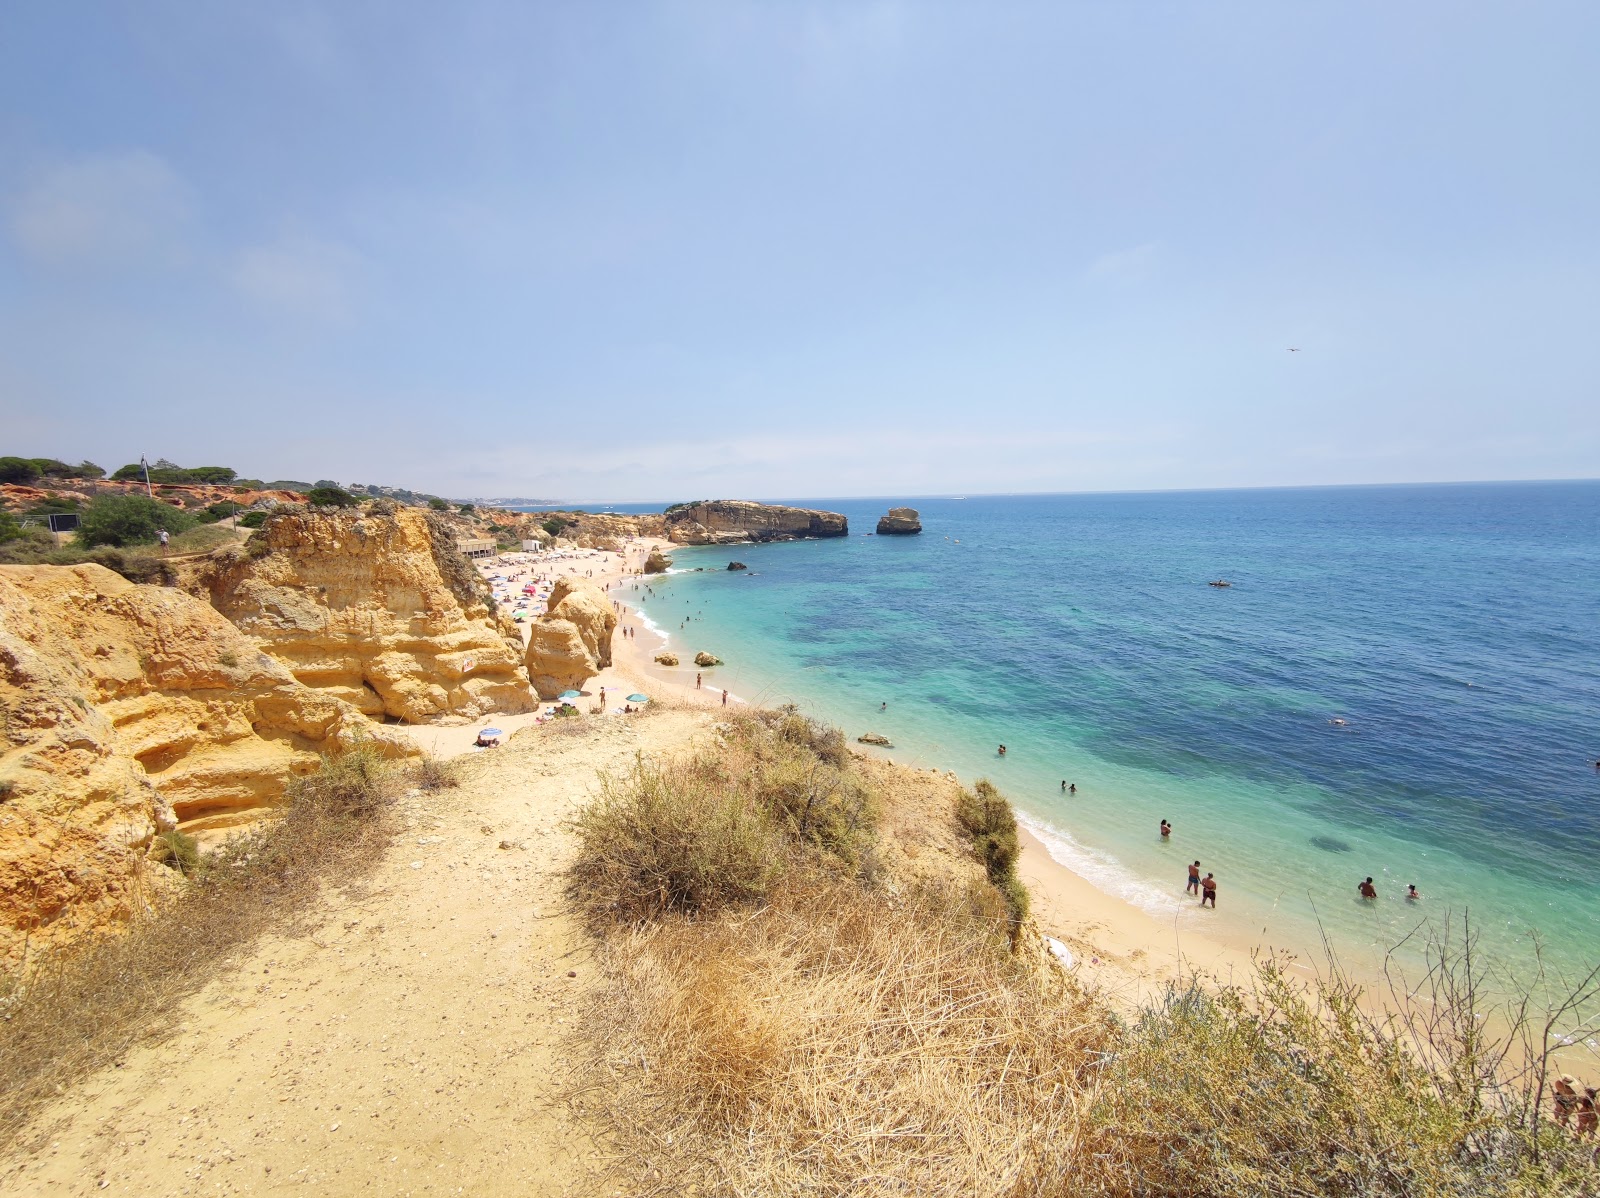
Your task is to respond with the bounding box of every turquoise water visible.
[621,484,1600,984]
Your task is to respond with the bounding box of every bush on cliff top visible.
[77,493,196,548]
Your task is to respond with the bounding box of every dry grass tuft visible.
[0,742,399,1143]
[411,754,460,792]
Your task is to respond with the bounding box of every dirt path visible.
[2,707,712,1198]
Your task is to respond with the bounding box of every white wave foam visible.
[1019,813,1197,922]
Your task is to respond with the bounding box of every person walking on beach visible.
[1200,873,1216,907]
[696,672,702,689]
[1358,877,1378,900]
[1553,1076,1580,1127]
[1187,861,1201,895]
[721,689,728,707]
[1159,819,1172,839]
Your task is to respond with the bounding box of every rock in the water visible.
[198,508,532,723]
[727,561,748,571]
[0,563,416,965]
[664,500,847,545]
[653,652,679,666]
[643,548,673,574]
[693,651,722,667]
[524,579,617,699]
[857,732,893,747]
[875,507,922,535]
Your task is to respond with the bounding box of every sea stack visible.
[643,548,673,574]
[875,507,922,535]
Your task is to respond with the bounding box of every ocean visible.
[612,483,1600,986]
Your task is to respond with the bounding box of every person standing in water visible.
[1358,877,1378,900]
[1200,873,1216,907]
[1159,819,1172,839]
[1187,861,1201,895]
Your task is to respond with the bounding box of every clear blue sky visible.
[2,2,1595,501]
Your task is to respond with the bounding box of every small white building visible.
[520,538,542,552]
[456,537,496,559]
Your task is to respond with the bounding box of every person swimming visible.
[1406,884,1420,901]
[1159,819,1172,838]
[997,745,1007,756]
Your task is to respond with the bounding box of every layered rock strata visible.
[663,501,848,545]
[875,507,922,535]
[0,564,414,963]
[524,579,618,699]
[200,509,532,723]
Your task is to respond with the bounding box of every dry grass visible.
[568,713,1600,1197]
[0,742,406,1144]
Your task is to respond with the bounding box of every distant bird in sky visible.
[1287,347,1301,352]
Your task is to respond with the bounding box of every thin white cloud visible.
[230,234,361,323]
[7,149,194,266]
[1085,242,1158,284]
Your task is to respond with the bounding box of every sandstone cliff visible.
[875,506,922,535]
[199,509,532,723]
[643,548,672,574]
[0,564,414,964]
[663,501,848,545]
[524,578,617,699]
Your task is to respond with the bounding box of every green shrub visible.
[427,497,449,511]
[0,456,42,484]
[77,494,196,548]
[238,511,267,529]
[956,779,1029,931]
[306,486,356,508]
[457,502,474,514]
[569,757,788,925]
[151,829,201,876]
[0,512,20,544]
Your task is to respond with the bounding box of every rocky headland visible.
[663,500,847,545]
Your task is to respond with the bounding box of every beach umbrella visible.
[479,728,504,737]
[558,689,583,701]
[626,694,649,704]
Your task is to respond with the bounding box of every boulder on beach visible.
[727,561,748,571]
[643,548,673,574]
[693,651,722,667]
[875,507,922,535]
[857,732,893,747]
[654,652,679,666]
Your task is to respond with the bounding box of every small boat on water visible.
[1208,580,1232,588]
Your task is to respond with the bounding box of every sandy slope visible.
[2,707,713,1198]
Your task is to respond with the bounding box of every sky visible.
[1,1,1596,502]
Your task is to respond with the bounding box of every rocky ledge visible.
[664,500,847,545]
[875,507,922,535]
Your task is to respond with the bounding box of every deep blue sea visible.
[599,484,1600,983]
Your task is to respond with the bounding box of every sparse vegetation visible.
[238,510,268,528]
[413,755,460,792]
[956,777,1029,935]
[151,829,201,876]
[0,743,401,1142]
[111,461,237,485]
[567,711,1600,1197]
[428,497,450,511]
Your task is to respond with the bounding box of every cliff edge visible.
[0,564,414,964]
[199,509,533,723]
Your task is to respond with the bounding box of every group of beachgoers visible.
[1554,1075,1599,1136]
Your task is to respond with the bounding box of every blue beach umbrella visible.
[479,728,504,737]
[626,694,649,704]
[558,689,583,701]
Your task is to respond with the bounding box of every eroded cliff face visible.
[524,578,617,699]
[875,507,922,535]
[664,501,848,545]
[0,564,414,964]
[200,509,533,723]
